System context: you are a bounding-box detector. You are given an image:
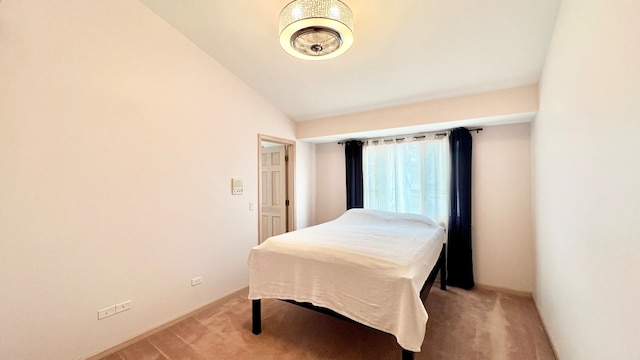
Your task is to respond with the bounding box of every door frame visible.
[258,134,296,243]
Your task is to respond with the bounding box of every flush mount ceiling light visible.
[279,0,354,60]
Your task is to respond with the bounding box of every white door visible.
[260,144,287,242]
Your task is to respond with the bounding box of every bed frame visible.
[251,243,447,360]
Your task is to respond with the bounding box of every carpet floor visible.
[99,286,555,360]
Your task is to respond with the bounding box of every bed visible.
[248,208,447,360]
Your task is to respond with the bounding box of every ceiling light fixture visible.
[279,0,354,60]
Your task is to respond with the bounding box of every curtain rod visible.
[338,127,483,145]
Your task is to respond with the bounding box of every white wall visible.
[315,143,347,224]
[294,141,317,228]
[0,1,309,359]
[297,85,538,141]
[313,124,534,291]
[533,1,640,359]
[473,123,533,292]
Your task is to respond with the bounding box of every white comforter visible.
[248,208,445,352]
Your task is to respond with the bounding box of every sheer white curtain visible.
[363,136,449,226]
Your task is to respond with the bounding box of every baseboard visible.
[474,283,533,297]
[84,287,249,360]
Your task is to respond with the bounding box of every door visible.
[260,144,287,242]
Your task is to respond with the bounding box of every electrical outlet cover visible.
[115,300,132,313]
[98,306,116,320]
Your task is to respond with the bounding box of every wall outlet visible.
[98,306,116,320]
[191,276,203,286]
[115,300,132,313]
[98,300,132,319]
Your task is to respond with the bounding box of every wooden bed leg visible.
[252,299,262,335]
[401,348,414,360]
[440,243,447,291]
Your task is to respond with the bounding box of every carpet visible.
[101,286,556,360]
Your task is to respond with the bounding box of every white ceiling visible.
[138,0,561,122]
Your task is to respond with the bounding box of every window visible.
[363,136,449,226]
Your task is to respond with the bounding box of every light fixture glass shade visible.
[279,0,354,60]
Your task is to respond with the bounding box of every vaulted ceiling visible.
[139,0,561,122]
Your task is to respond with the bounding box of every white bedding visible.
[248,208,446,352]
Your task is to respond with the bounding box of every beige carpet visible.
[100,286,556,360]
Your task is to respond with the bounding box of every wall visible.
[315,143,347,223]
[294,141,316,228]
[533,0,640,359]
[297,85,538,141]
[0,1,309,359]
[473,123,533,292]
[313,124,534,291]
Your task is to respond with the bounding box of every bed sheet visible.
[248,208,446,352]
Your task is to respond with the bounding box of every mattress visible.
[248,208,446,352]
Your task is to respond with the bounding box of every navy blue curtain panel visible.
[344,140,364,209]
[447,128,475,289]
